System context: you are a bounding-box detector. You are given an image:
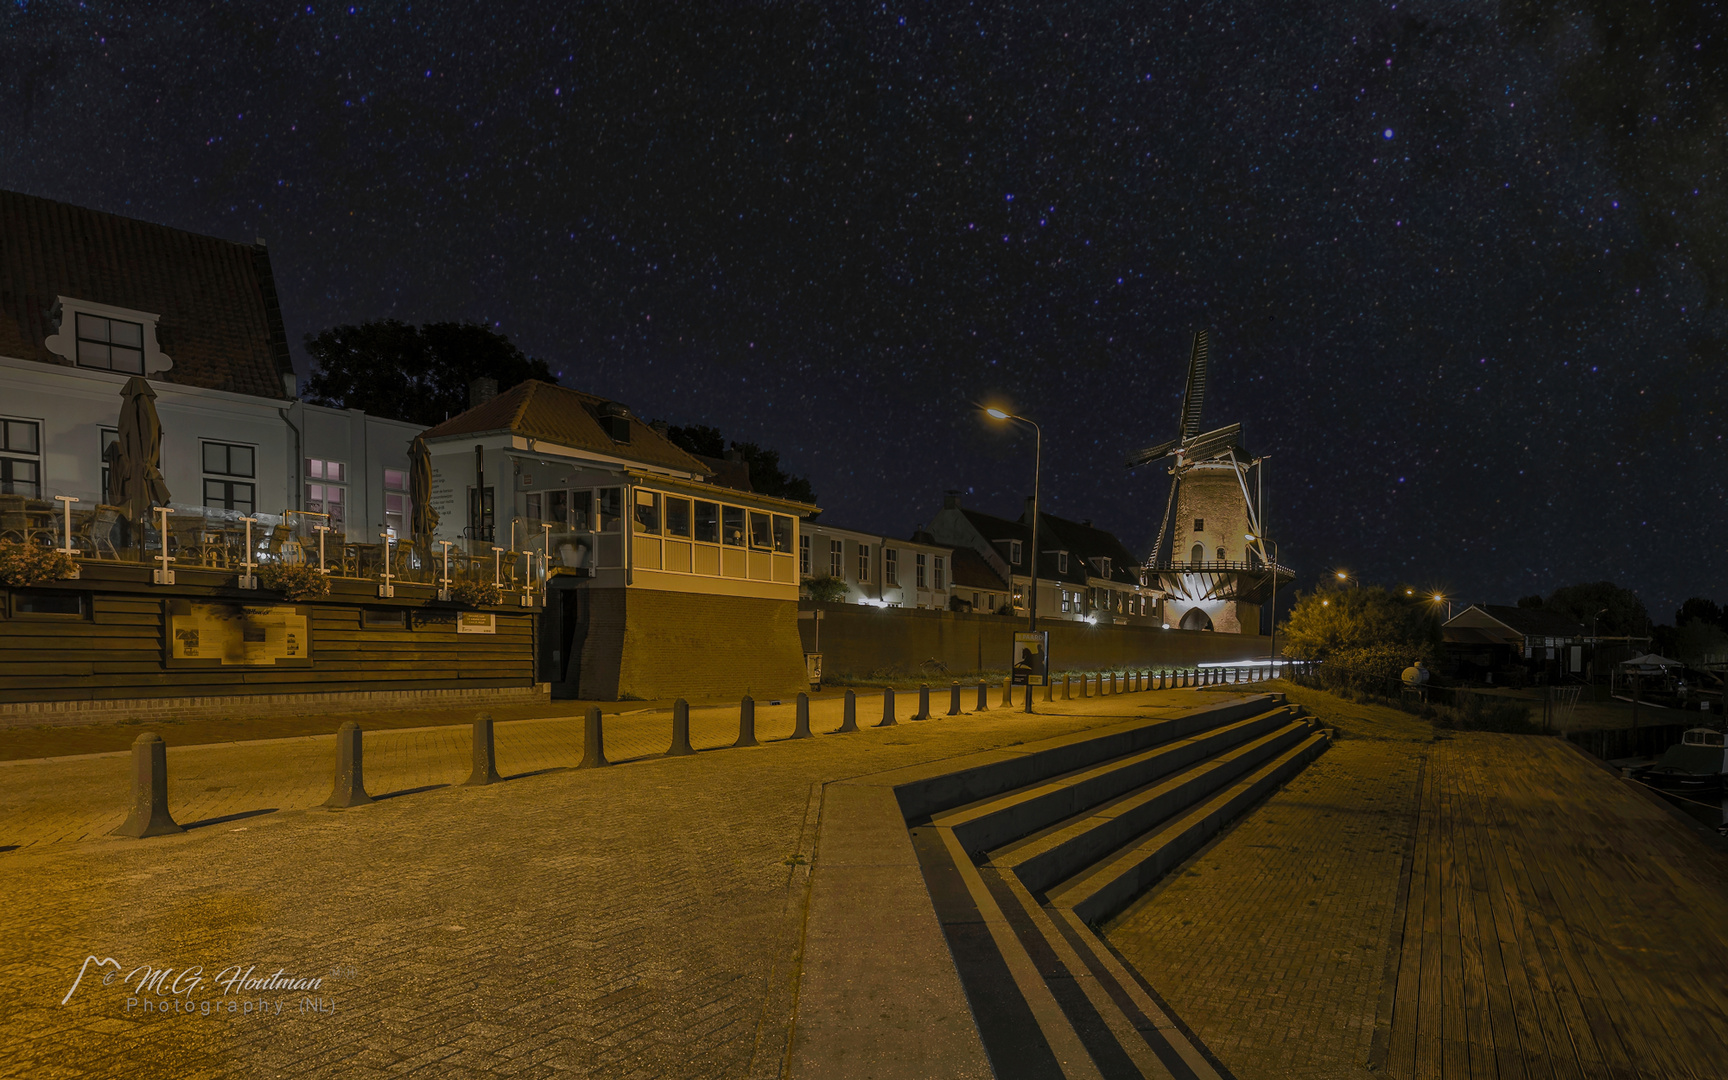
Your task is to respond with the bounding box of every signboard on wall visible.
[166,602,310,666]
[456,612,497,634]
[1011,631,1049,686]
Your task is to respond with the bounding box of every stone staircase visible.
[904,692,1331,1079]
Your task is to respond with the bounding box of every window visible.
[306,459,347,532]
[694,500,719,543]
[1216,547,1226,561]
[99,426,118,499]
[1057,552,1069,574]
[933,556,945,590]
[829,539,843,577]
[203,441,255,515]
[1099,557,1111,577]
[665,497,692,538]
[1193,518,1204,532]
[857,543,871,583]
[548,490,571,527]
[598,488,623,532]
[915,552,928,588]
[749,511,773,550]
[799,534,811,575]
[360,608,407,628]
[383,468,408,537]
[75,312,145,374]
[1190,543,1205,565]
[721,505,746,546]
[1062,590,1072,613]
[569,491,591,531]
[10,591,86,618]
[884,548,898,585]
[634,489,661,534]
[1009,540,1023,565]
[308,459,346,483]
[772,515,793,553]
[0,418,42,498]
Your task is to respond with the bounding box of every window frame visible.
[202,440,258,516]
[915,552,928,589]
[884,548,898,586]
[665,496,693,539]
[933,555,945,591]
[828,538,843,578]
[857,543,870,583]
[693,500,719,544]
[799,533,811,575]
[0,416,43,499]
[74,311,146,374]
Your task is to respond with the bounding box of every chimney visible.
[1023,495,1037,522]
[649,419,671,437]
[943,490,961,510]
[468,377,498,409]
[597,400,632,443]
[725,447,744,463]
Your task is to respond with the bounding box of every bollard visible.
[1063,673,1072,700]
[1101,671,1110,697]
[977,681,989,711]
[1081,673,1090,698]
[792,692,814,739]
[579,706,610,768]
[915,684,931,721]
[838,689,860,732]
[668,698,696,755]
[465,712,503,786]
[323,721,374,807]
[1001,678,1012,706]
[948,682,963,717]
[879,688,897,727]
[111,732,184,837]
[735,696,760,747]
[1044,676,1053,702]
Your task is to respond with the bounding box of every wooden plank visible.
[1415,753,1446,1080]
[1436,760,1471,1080]
[1388,756,1431,1079]
[1453,754,1518,1080]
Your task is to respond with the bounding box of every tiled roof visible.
[1036,512,1144,585]
[1478,605,1586,638]
[419,379,713,477]
[0,189,292,398]
[948,546,1009,590]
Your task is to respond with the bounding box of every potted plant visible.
[450,580,502,607]
[0,541,79,587]
[259,562,331,601]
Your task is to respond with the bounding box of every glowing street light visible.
[983,404,1042,714]
[1430,593,1454,620]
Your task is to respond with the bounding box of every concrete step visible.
[1048,729,1332,925]
[933,704,1306,861]
[994,717,1317,896]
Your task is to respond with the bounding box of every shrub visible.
[803,575,848,604]
[0,541,79,586]
[450,579,502,607]
[259,562,330,601]
[1450,692,1535,733]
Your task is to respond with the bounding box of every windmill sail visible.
[1177,329,1209,440]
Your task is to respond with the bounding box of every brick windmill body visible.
[1127,330,1292,635]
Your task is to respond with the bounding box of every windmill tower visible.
[1125,330,1290,634]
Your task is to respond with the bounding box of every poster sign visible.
[1011,631,1049,686]
[805,652,823,691]
[456,612,497,634]
[168,602,309,666]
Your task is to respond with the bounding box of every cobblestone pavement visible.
[1106,698,1728,1080]
[1105,726,1427,1079]
[0,688,1219,1079]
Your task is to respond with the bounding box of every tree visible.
[1542,582,1649,637]
[1279,586,1440,666]
[302,320,555,427]
[665,425,817,503]
[1675,619,1728,667]
[1517,594,1545,609]
[1675,597,1727,632]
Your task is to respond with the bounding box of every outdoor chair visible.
[0,495,28,544]
[77,505,122,558]
[169,516,212,567]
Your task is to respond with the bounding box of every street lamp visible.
[1432,594,1453,620]
[1245,533,1279,672]
[985,406,1042,714]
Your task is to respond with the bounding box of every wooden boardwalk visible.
[1382,736,1728,1080]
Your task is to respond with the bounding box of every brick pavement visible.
[0,688,1216,1079]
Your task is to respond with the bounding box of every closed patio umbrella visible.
[111,376,170,529]
[409,435,438,549]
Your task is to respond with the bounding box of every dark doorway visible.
[1180,607,1214,632]
[541,581,587,698]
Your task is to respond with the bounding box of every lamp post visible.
[985,406,1042,714]
[1432,594,1453,620]
[1245,533,1279,671]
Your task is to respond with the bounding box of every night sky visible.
[3,2,1723,621]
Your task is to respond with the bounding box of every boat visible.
[1636,728,1728,792]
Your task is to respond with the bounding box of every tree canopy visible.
[1279,586,1441,672]
[1541,582,1649,637]
[665,424,816,504]
[302,320,555,427]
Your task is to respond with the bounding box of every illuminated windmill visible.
[1125,330,1291,633]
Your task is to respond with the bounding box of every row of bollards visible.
[113,663,1309,838]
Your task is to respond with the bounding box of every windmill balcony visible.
[1146,558,1295,605]
[1146,558,1294,576]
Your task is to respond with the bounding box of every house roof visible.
[1035,512,1143,586]
[420,380,713,477]
[1447,604,1586,640]
[693,453,752,493]
[0,188,293,398]
[948,546,1009,591]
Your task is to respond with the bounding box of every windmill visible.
[1125,330,1289,632]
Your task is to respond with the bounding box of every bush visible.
[259,562,330,601]
[1449,692,1535,733]
[0,541,78,586]
[450,579,502,607]
[803,575,848,604]
[1280,586,1439,665]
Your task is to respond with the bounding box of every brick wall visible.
[599,588,807,700]
[800,603,1272,676]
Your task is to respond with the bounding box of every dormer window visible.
[1057,552,1069,574]
[1089,556,1111,577]
[45,297,173,377]
[76,313,145,373]
[1009,540,1023,565]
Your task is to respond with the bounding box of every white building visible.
[797,519,953,609]
[0,190,417,537]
